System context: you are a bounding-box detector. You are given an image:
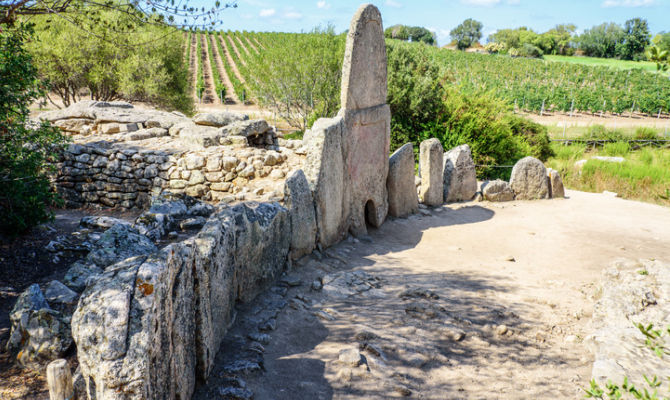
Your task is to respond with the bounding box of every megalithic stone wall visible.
[304,3,390,246]
[70,4,393,399]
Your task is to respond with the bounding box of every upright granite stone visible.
[303,117,345,247]
[547,168,565,199]
[482,179,515,202]
[510,156,549,200]
[387,143,419,218]
[303,3,390,243]
[340,4,387,111]
[284,170,318,259]
[419,138,444,207]
[228,202,290,303]
[443,144,477,203]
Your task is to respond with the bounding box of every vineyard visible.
[183,31,670,116]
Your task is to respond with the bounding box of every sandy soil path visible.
[200,34,219,104]
[235,35,251,57]
[219,35,246,87]
[209,34,239,104]
[195,190,670,400]
[226,34,246,68]
[189,34,198,102]
[244,36,259,54]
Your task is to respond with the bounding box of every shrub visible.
[386,41,553,180]
[519,43,544,58]
[602,141,631,156]
[634,127,659,140]
[0,24,68,235]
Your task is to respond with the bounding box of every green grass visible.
[545,55,667,75]
[546,124,669,140]
[547,143,670,206]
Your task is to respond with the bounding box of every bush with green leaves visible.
[26,9,193,114]
[0,24,69,235]
[244,27,344,131]
[386,40,552,180]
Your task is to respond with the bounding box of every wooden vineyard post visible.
[570,99,574,118]
[47,359,74,400]
[658,108,662,120]
[540,99,545,117]
[600,100,606,118]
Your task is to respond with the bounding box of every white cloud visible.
[385,0,402,8]
[460,0,501,5]
[317,1,330,9]
[284,11,303,19]
[602,0,655,6]
[259,8,276,17]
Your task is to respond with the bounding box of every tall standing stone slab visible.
[547,168,565,199]
[510,156,549,200]
[419,138,444,207]
[340,4,387,111]
[387,143,419,218]
[443,144,477,203]
[304,3,390,243]
[303,117,345,248]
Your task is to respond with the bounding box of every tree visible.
[647,46,669,71]
[244,27,344,131]
[385,24,436,45]
[653,32,670,52]
[0,24,68,234]
[450,18,482,50]
[577,22,624,58]
[26,9,193,113]
[0,0,237,30]
[618,18,650,60]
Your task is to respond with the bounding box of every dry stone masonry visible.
[44,101,303,208]
[10,4,573,400]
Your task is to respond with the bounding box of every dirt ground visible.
[522,111,670,131]
[195,190,670,400]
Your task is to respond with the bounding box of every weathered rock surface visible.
[547,168,565,199]
[44,280,78,305]
[341,4,387,110]
[387,143,418,218]
[303,117,345,247]
[586,260,670,392]
[63,261,103,292]
[6,284,73,370]
[284,170,317,259]
[86,224,157,268]
[229,202,290,303]
[510,156,549,200]
[482,179,515,202]
[193,111,248,127]
[418,138,443,207]
[302,3,390,244]
[443,144,477,203]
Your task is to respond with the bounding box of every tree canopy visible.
[384,24,436,46]
[450,18,483,50]
[0,0,237,29]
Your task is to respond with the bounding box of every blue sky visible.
[206,0,669,46]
